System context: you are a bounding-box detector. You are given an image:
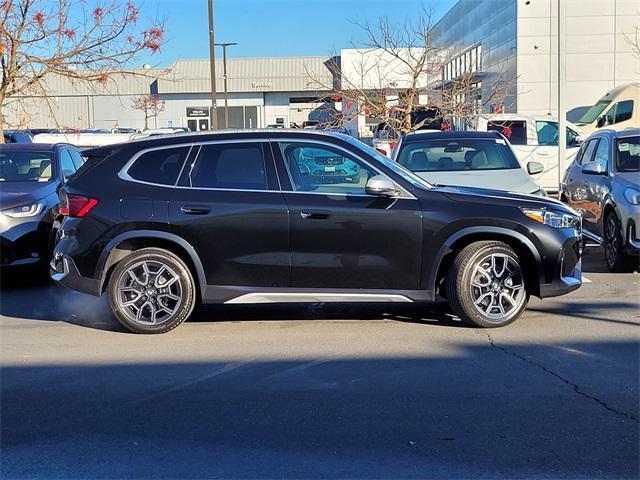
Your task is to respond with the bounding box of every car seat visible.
[437,156,454,170]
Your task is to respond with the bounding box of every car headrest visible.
[437,156,454,169]
[409,151,430,170]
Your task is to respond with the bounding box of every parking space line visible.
[582,276,592,283]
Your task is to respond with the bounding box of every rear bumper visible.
[50,253,101,296]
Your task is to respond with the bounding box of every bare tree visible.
[307,9,514,136]
[131,93,164,130]
[0,0,166,141]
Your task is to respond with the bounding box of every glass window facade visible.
[431,0,518,113]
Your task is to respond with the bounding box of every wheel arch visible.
[429,227,543,298]
[97,230,206,296]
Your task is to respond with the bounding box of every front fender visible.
[426,226,543,293]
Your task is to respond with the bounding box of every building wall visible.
[517,0,640,116]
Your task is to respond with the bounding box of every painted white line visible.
[582,276,592,283]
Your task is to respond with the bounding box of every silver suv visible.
[561,129,640,271]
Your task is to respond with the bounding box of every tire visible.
[603,213,634,273]
[108,248,196,334]
[446,241,529,328]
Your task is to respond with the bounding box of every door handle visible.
[180,205,211,215]
[300,210,332,220]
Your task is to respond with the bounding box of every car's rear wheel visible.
[446,241,528,328]
[108,248,196,334]
[604,213,633,272]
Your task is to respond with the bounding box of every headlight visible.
[2,202,45,218]
[624,188,640,205]
[522,207,580,228]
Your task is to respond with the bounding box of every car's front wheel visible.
[446,241,528,328]
[604,212,633,272]
[108,248,196,334]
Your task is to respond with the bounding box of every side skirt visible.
[201,285,435,304]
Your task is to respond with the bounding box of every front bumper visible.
[538,229,583,298]
[0,216,46,267]
[50,253,101,296]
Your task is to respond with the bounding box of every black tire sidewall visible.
[108,248,196,334]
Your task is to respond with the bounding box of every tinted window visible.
[536,121,581,147]
[69,150,85,170]
[189,143,267,190]
[279,142,376,195]
[128,147,190,185]
[487,121,527,145]
[396,138,520,172]
[60,150,76,180]
[611,100,633,124]
[579,139,599,165]
[0,151,54,182]
[593,138,609,171]
[616,136,640,172]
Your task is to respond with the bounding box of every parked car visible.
[3,130,33,144]
[392,131,546,196]
[372,108,444,156]
[0,143,84,270]
[51,130,582,334]
[469,114,585,193]
[560,129,640,272]
[574,84,639,135]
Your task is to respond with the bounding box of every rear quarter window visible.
[127,146,190,185]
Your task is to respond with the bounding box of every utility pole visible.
[207,0,218,130]
[215,42,237,128]
[557,0,566,198]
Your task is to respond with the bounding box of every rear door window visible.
[59,149,77,180]
[188,143,268,190]
[487,121,528,145]
[127,146,190,185]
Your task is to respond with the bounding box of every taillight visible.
[390,141,398,151]
[60,193,99,217]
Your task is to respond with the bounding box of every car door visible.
[566,138,599,228]
[581,136,611,235]
[169,140,290,288]
[272,138,423,290]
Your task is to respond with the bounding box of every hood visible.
[0,181,57,210]
[415,168,541,195]
[435,184,576,215]
[615,172,640,189]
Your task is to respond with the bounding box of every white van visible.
[469,114,585,193]
[574,84,640,134]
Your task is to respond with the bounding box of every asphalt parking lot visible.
[1,248,638,479]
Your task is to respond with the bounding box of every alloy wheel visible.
[470,253,526,321]
[115,260,183,326]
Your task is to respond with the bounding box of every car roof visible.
[589,128,640,139]
[403,131,502,142]
[0,142,73,151]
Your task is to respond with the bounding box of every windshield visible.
[395,138,520,172]
[345,136,432,189]
[0,151,54,182]
[578,99,611,124]
[616,136,640,172]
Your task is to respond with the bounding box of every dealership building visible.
[4,0,638,132]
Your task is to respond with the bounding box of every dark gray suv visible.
[561,129,640,271]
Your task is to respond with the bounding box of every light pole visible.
[557,0,566,198]
[207,0,218,130]
[214,42,237,128]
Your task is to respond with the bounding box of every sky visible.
[137,0,458,67]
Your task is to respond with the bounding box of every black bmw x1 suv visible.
[51,130,582,333]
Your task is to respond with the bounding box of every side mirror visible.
[527,161,544,175]
[573,135,584,147]
[365,175,398,197]
[596,116,606,128]
[582,161,606,175]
